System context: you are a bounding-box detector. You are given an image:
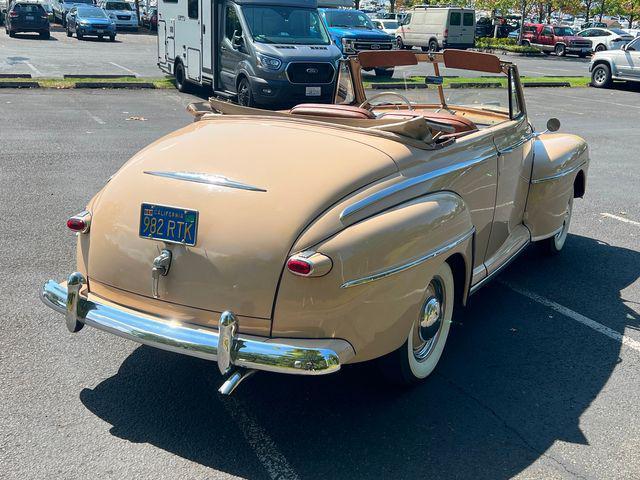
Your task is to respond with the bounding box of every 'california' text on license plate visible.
[139,203,198,246]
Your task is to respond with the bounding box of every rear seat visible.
[289,104,477,134]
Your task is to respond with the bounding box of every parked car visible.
[42,1,54,21]
[590,36,640,87]
[98,0,136,30]
[0,0,7,26]
[52,0,95,26]
[5,0,50,38]
[41,49,589,394]
[140,6,155,30]
[577,27,634,52]
[66,4,115,40]
[372,18,399,36]
[320,7,396,77]
[581,21,607,29]
[397,6,475,51]
[623,28,640,37]
[521,23,592,57]
[475,15,519,39]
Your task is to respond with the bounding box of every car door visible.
[219,1,244,91]
[539,25,553,49]
[68,6,76,31]
[484,69,533,274]
[461,10,475,45]
[447,9,463,45]
[619,37,640,78]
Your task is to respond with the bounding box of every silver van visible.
[396,6,476,51]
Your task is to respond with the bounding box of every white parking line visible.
[109,61,139,76]
[86,111,106,125]
[502,282,640,354]
[221,396,300,480]
[601,213,640,226]
[24,61,42,76]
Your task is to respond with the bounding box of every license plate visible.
[97,29,104,33]
[26,15,34,20]
[139,203,198,246]
[305,86,321,97]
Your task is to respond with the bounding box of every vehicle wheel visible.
[109,35,115,42]
[542,196,573,254]
[174,61,190,93]
[396,36,406,49]
[40,30,50,39]
[542,49,551,55]
[237,77,254,107]
[555,43,566,57]
[66,26,72,37]
[521,40,530,47]
[378,262,454,385]
[591,63,612,88]
[9,30,14,38]
[98,35,103,41]
[428,39,439,52]
[77,30,83,40]
[579,52,588,58]
[374,68,394,78]
[595,43,606,52]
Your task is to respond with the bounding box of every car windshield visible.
[324,10,374,29]
[554,27,574,35]
[78,6,107,17]
[13,3,45,12]
[105,2,130,10]
[242,6,330,45]
[64,0,94,4]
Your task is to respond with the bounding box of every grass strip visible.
[365,76,591,89]
[0,76,175,89]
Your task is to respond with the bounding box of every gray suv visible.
[590,36,640,88]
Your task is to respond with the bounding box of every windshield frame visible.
[241,5,331,46]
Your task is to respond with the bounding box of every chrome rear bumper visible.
[41,273,345,381]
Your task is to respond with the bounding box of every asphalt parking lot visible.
[1,87,638,479]
[0,27,592,78]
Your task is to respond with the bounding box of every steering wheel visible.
[359,92,414,112]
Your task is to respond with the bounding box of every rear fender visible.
[272,192,474,363]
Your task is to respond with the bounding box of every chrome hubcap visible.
[413,278,445,362]
[594,69,606,83]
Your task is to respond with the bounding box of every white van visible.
[396,6,475,51]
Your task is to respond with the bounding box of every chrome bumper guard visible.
[41,273,342,390]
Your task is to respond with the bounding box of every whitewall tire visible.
[379,262,454,385]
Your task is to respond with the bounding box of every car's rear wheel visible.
[555,43,566,56]
[428,39,439,52]
[595,43,606,52]
[77,30,83,40]
[174,61,189,93]
[591,63,612,88]
[378,262,454,385]
[39,30,50,39]
[396,36,407,49]
[66,26,71,37]
[542,196,573,255]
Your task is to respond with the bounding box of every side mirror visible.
[546,117,561,132]
[232,30,244,49]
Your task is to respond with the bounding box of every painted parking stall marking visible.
[501,281,640,354]
[601,213,640,226]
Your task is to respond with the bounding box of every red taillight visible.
[66,211,91,233]
[9,11,19,17]
[444,28,448,38]
[287,258,312,276]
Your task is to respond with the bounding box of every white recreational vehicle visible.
[157,0,342,107]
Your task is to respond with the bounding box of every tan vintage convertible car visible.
[41,50,589,394]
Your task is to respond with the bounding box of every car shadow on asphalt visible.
[9,33,58,41]
[79,234,639,479]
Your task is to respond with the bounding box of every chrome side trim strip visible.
[530,226,563,242]
[340,228,475,289]
[340,153,495,221]
[531,162,586,184]
[144,171,267,192]
[498,133,534,154]
[469,239,529,295]
[40,276,342,376]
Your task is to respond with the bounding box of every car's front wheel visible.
[428,39,439,52]
[555,43,566,56]
[595,43,606,52]
[236,77,254,107]
[591,63,612,88]
[378,262,454,385]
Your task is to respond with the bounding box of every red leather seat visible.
[290,104,376,120]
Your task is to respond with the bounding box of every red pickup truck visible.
[521,23,592,57]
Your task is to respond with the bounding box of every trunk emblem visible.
[144,171,267,192]
[151,249,172,298]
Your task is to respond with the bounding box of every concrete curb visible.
[522,82,571,87]
[74,82,156,89]
[371,83,427,89]
[0,81,40,88]
[472,47,544,57]
[0,73,32,79]
[63,74,137,79]
[450,82,502,89]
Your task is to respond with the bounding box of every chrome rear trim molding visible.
[340,228,475,289]
[41,275,342,376]
[144,171,267,192]
[531,161,586,184]
[340,153,496,221]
